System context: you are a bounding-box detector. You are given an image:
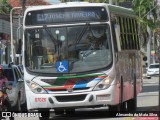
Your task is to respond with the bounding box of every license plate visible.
[96,94,110,101]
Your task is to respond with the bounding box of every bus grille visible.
[45,87,90,92]
[55,94,87,102]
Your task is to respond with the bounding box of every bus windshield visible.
[25,24,112,74]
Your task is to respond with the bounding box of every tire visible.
[127,97,137,111]
[127,74,137,111]
[109,103,126,112]
[54,109,64,115]
[12,97,21,112]
[9,117,15,120]
[38,109,50,120]
[147,76,151,79]
[120,102,127,112]
[65,108,75,115]
[20,101,28,112]
[119,77,127,112]
[108,104,120,111]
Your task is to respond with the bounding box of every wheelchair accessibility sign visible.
[56,60,68,73]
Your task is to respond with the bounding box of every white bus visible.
[22,2,144,119]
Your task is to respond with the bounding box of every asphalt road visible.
[5,76,159,120]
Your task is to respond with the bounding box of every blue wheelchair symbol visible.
[56,60,68,73]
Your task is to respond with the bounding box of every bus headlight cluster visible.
[26,80,47,94]
[93,76,114,91]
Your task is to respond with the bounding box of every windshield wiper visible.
[75,23,90,44]
[43,25,62,60]
[43,25,57,45]
[69,59,77,72]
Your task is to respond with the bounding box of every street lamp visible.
[55,30,60,59]
[21,0,26,15]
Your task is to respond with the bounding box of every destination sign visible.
[25,7,108,25]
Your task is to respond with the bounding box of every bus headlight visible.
[93,76,114,91]
[26,80,47,94]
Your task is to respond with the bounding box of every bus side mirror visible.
[143,56,147,61]
[114,24,121,52]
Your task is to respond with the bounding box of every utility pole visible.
[109,0,112,4]
[21,0,26,15]
[157,35,160,114]
[141,2,158,66]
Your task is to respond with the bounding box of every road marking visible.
[144,82,158,84]
[138,92,158,96]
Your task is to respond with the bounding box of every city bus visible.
[22,2,144,119]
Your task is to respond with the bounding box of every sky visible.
[45,0,61,4]
[158,0,160,5]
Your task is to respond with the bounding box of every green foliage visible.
[0,0,12,14]
[83,0,126,4]
[133,0,158,32]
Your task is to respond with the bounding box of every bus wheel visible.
[120,102,127,112]
[65,108,75,115]
[127,74,137,111]
[54,109,64,115]
[20,101,28,112]
[12,97,21,112]
[38,109,50,120]
[108,104,120,111]
[127,97,137,111]
[119,77,127,112]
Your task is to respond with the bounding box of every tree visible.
[133,0,157,32]
[9,0,50,8]
[83,0,126,4]
[133,0,158,46]
[0,0,12,14]
[133,0,159,64]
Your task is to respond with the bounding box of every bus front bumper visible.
[26,85,119,110]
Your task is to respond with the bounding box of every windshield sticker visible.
[56,60,68,73]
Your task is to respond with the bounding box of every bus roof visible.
[24,2,134,15]
[24,2,106,12]
[108,4,135,17]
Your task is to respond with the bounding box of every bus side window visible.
[127,18,132,49]
[129,19,134,49]
[135,20,140,49]
[123,18,127,49]
[111,18,118,52]
[130,19,135,49]
[119,17,125,50]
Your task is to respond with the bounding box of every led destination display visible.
[25,7,108,25]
